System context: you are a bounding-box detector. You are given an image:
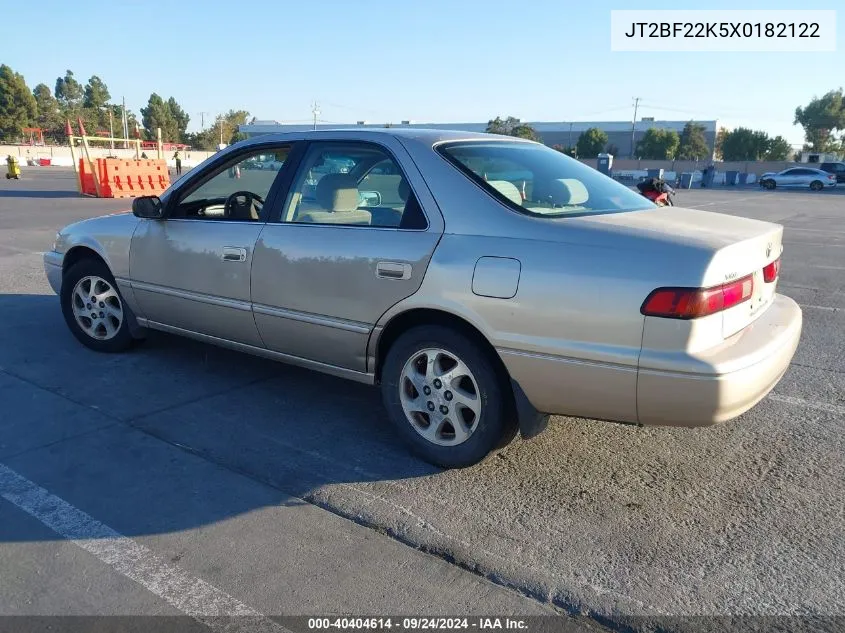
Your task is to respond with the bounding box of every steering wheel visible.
[223,191,264,219]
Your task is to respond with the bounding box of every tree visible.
[167,97,189,141]
[82,75,111,109]
[720,127,771,161]
[576,127,608,158]
[486,116,520,135]
[765,135,792,161]
[635,128,680,159]
[714,127,729,160]
[552,144,576,157]
[486,116,539,142]
[54,70,83,111]
[0,64,37,141]
[605,143,620,156]
[141,93,189,142]
[187,109,250,150]
[32,83,63,141]
[794,89,845,152]
[676,121,710,160]
[510,123,540,142]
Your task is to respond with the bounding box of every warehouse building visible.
[238,119,719,159]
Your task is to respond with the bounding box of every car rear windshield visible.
[438,141,653,217]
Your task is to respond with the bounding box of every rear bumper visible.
[43,251,63,295]
[637,293,802,427]
[498,294,801,428]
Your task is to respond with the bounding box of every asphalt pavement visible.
[0,168,842,632]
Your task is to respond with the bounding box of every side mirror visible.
[132,196,164,219]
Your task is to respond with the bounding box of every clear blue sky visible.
[5,0,843,144]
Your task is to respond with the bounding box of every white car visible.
[759,167,837,191]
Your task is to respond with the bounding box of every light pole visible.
[99,106,115,153]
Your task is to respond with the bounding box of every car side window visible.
[171,146,291,221]
[281,142,427,229]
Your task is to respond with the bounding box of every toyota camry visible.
[44,129,802,468]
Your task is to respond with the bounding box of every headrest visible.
[315,173,359,212]
[487,180,523,206]
[398,179,410,202]
[533,178,589,206]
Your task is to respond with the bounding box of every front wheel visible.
[60,258,136,353]
[761,179,776,190]
[381,325,517,468]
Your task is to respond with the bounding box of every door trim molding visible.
[130,280,252,312]
[136,318,375,385]
[252,302,371,334]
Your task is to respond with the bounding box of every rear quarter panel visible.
[375,229,709,421]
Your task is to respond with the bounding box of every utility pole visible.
[198,112,210,130]
[630,97,641,157]
[311,101,320,131]
[122,97,129,149]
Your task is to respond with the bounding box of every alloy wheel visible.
[399,348,482,446]
[70,275,123,341]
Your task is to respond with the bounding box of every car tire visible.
[60,258,136,353]
[762,179,776,190]
[381,325,518,469]
[810,180,823,191]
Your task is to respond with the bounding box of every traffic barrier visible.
[77,158,170,198]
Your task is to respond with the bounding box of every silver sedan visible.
[759,167,837,190]
[45,129,802,468]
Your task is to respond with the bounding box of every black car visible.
[820,162,845,183]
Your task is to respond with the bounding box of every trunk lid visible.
[574,206,784,338]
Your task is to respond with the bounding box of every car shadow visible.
[0,293,439,543]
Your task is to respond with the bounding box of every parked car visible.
[758,167,837,190]
[44,129,802,468]
[819,161,845,183]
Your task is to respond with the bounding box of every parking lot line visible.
[0,462,288,632]
[683,196,760,208]
[769,393,845,417]
[799,304,840,312]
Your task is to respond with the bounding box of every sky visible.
[5,0,843,145]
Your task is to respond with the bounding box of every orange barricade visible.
[78,158,171,198]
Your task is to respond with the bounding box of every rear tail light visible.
[763,257,781,283]
[829,174,836,180]
[641,275,754,319]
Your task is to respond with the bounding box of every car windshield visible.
[438,141,653,217]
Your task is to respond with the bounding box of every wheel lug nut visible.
[427,401,435,411]
[444,391,453,401]
[423,386,431,396]
[433,379,442,389]
[86,303,91,310]
[99,302,105,308]
[99,311,104,318]
[440,405,448,414]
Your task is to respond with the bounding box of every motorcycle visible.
[636,177,675,206]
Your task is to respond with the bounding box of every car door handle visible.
[222,247,247,262]
[376,261,411,280]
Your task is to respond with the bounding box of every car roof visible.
[239,127,530,146]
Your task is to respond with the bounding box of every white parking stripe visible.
[0,463,287,632]
[684,196,758,207]
[769,394,845,417]
[799,304,839,312]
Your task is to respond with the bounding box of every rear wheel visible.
[810,180,824,191]
[60,258,135,353]
[381,325,517,468]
